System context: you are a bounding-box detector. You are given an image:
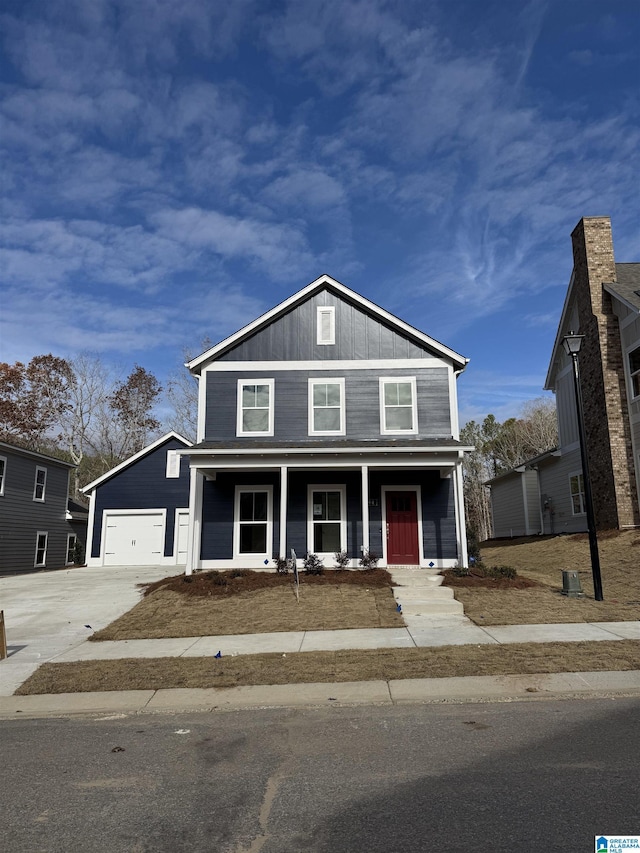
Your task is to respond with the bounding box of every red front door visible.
[385,491,419,564]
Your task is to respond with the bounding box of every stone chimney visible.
[571,216,639,529]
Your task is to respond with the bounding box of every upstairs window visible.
[379,378,418,434]
[629,347,640,398]
[569,473,585,515]
[0,456,5,496]
[317,306,335,345]
[33,466,47,502]
[237,379,275,436]
[309,378,345,435]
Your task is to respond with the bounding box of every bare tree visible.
[165,338,212,443]
[108,365,162,459]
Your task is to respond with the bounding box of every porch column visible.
[453,459,469,568]
[279,465,288,560]
[185,467,204,576]
[361,465,370,555]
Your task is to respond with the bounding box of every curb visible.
[2,670,640,719]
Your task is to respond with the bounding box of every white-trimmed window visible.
[237,379,275,436]
[166,450,181,478]
[308,485,346,555]
[35,531,48,567]
[66,534,77,565]
[629,347,640,398]
[569,472,585,515]
[308,378,345,435]
[33,466,47,502]
[234,487,273,557]
[379,377,418,434]
[317,306,335,345]
[0,455,5,496]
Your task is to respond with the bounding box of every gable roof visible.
[186,274,469,374]
[546,262,640,391]
[0,440,75,468]
[81,432,192,494]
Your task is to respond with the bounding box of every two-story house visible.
[488,216,640,538]
[0,441,87,574]
[182,275,471,573]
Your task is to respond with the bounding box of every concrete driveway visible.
[0,564,172,696]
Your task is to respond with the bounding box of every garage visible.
[103,511,165,566]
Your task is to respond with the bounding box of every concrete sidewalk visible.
[2,669,640,719]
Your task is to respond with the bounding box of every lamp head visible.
[562,331,585,357]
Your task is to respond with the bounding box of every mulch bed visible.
[141,568,394,599]
[442,568,539,590]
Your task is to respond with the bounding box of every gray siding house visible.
[183,275,472,572]
[83,433,192,567]
[0,441,86,574]
[489,217,640,538]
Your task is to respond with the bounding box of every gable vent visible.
[317,306,335,345]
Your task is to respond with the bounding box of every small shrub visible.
[483,565,517,580]
[274,557,290,574]
[210,573,229,587]
[333,550,350,569]
[451,564,471,577]
[303,552,324,575]
[359,549,380,569]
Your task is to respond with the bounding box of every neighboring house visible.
[488,216,640,537]
[83,432,192,567]
[182,274,471,572]
[0,441,87,574]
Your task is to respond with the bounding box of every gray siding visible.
[524,470,542,535]
[205,368,452,441]
[90,437,190,559]
[538,449,587,535]
[219,289,438,362]
[489,476,527,539]
[0,447,76,574]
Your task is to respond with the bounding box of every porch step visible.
[400,600,465,616]
[392,586,454,601]
[392,575,444,587]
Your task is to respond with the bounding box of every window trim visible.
[379,377,418,435]
[236,379,275,437]
[166,449,181,478]
[33,466,47,502]
[307,484,347,557]
[308,377,346,436]
[569,471,586,516]
[628,344,640,400]
[66,533,77,565]
[317,306,336,345]
[34,531,48,567]
[0,455,6,496]
[233,486,273,559]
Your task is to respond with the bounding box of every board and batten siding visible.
[217,289,439,363]
[0,446,74,573]
[90,437,190,561]
[205,368,452,442]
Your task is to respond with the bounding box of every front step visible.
[388,565,466,621]
[392,586,454,601]
[400,600,465,616]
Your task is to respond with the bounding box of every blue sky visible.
[1,0,639,426]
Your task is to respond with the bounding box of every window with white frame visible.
[0,456,5,496]
[317,306,335,345]
[33,466,47,501]
[166,450,181,478]
[35,531,48,567]
[629,347,640,398]
[569,472,585,515]
[308,486,346,554]
[234,488,272,556]
[237,379,274,436]
[308,378,345,435]
[66,534,77,565]
[379,377,418,434]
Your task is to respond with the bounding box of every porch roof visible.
[186,437,470,454]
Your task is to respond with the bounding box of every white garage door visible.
[103,512,165,566]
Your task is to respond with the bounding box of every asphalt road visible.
[2,697,639,852]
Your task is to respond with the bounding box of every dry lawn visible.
[448,529,640,625]
[91,569,403,641]
[17,639,640,694]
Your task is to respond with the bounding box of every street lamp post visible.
[562,331,604,601]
